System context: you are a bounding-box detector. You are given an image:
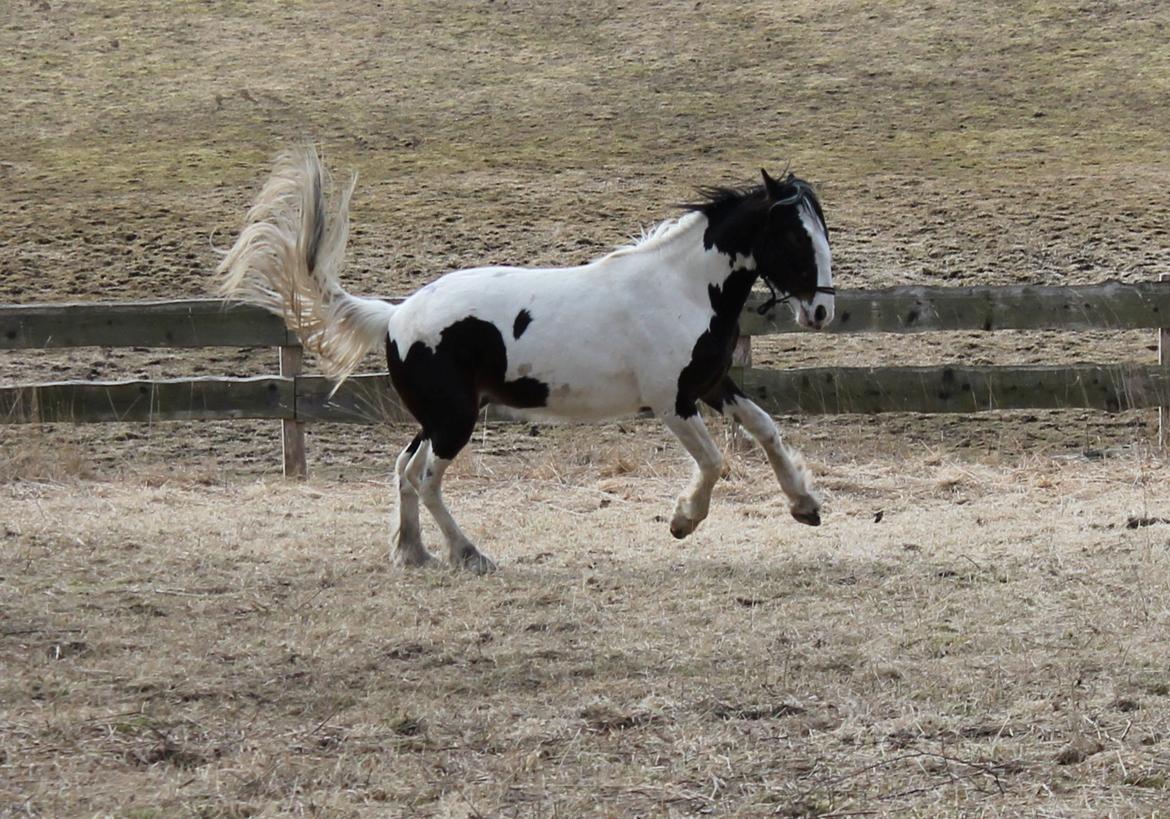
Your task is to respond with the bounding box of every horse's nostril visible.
[814,305,827,322]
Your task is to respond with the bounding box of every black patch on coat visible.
[675,267,756,417]
[512,308,533,339]
[700,375,747,414]
[387,318,549,460]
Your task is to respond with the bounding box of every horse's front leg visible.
[661,412,725,539]
[719,386,821,526]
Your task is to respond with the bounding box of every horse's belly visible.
[500,320,703,420]
[535,369,646,421]
[501,342,682,421]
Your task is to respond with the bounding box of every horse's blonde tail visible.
[216,146,395,384]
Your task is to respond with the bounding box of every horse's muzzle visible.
[797,300,834,330]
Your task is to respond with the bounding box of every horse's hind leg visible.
[404,435,496,575]
[393,434,435,568]
[661,412,725,539]
[705,378,821,526]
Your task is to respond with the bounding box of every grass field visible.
[3,430,1170,816]
[3,0,1170,815]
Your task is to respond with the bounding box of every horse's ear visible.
[761,168,785,200]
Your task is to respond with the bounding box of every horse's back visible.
[387,259,714,420]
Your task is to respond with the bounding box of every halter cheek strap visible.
[756,285,835,316]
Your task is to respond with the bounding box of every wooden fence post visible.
[732,335,753,369]
[1161,274,1168,450]
[279,342,308,478]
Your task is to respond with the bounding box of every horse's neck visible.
[631,211,759,301]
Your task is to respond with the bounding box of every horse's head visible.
[754,168,834,330]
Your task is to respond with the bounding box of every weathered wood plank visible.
[738,364,1170,415]
[3,283,1168,350]
[294,362,1170,421]
[1160,274,1169,449]
[0,299,292,349]
[294,374,414,424]
[296,375,543,425]
[279,345,307,478]
[741,280,1170,335]
[4,364,1169,424]
[0,377,293,424]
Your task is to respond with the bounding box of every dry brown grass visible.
[3,428,1170,816]
[0,433,94,484]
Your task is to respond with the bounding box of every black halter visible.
[756,283,836,316]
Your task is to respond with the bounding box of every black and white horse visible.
[218,148,834,572]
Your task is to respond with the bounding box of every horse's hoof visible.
[791,509,822,527]
[457,549,498,575]
[670,514,698,539]
[392,544,437,568]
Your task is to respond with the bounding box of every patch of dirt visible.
[2,452,1170,815]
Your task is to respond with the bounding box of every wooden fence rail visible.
[3,282,1167,350]
[4,364,1168,425]
[2,280,1168,474]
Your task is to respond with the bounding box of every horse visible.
[217,147,835,573]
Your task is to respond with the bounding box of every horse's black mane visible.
[682,184,767,217]
[684,176,826,234]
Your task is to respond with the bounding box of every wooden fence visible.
[2,280,1169,476]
